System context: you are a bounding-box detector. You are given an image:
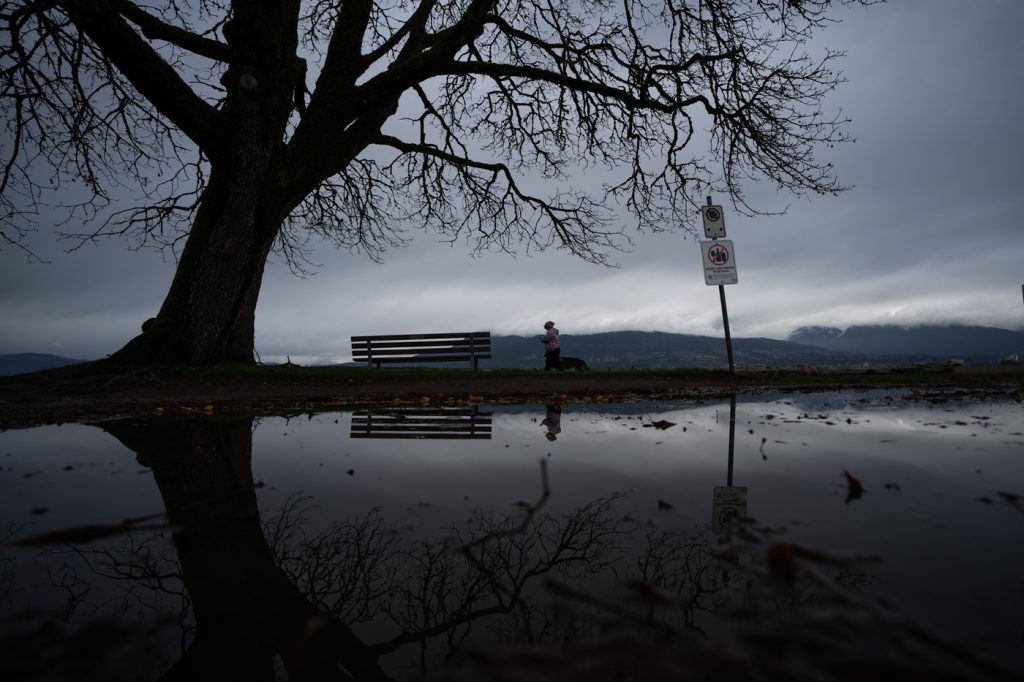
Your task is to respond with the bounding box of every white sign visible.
[712,486,748,535]
[701,205,726,238]
[700,239,738,285]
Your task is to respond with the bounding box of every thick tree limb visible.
[110,0,231,62]
[59,0,225,155]
[363,0,439,65]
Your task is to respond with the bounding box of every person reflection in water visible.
[542,404,562,441]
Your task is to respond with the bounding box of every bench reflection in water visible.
[350,406,493,440]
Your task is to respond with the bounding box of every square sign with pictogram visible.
[712,486,747,535]
[700,239,738,285]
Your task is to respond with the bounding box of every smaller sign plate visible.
[701,205,726,238]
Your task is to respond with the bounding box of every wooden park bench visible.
[351,331,491,370]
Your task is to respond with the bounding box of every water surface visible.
[1,390,1022,680]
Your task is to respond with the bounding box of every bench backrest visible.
[351,331,491,369]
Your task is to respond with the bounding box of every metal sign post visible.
[701,196,735,374]
[718,281,735,374]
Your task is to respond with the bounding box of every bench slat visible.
[350,424,492,434]
[352,409,492,418]
[351,354,492,364]
[352,338,491,351]
[351,417,493,424]
[353,346,491,358]
[351,331,490,342]
[351,433,491,440]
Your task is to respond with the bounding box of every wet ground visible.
[2,363,1022,428]
[1,390,1022,680]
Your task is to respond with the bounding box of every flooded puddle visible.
[1,390,1022,680]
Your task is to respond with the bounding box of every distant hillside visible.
[0,353,87,377]
[788,325,1024,363]
[491,331,893,369]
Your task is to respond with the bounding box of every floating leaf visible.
[842,470,865,503]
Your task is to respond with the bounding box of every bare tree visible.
[1,0,870,365]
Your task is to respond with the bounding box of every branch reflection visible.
[5,414,1006,681]
[87,417,741,679]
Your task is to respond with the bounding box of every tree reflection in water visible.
[68,417,736,680]
[6,416,1015,681]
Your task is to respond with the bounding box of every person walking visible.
[539,321,562,371]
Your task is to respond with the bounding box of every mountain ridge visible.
[0,353,88,377]
[788,324,1024,361]
[5,324,1022,374]
[491,330,906,369]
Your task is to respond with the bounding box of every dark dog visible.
[560,356,591,371]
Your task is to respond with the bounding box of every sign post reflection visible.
[712,395,748,536]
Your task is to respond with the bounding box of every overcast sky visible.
[1,0,1022,364]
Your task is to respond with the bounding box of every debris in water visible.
[996,491,1024,514]
[842,470,864,503]
[3,513,168,547]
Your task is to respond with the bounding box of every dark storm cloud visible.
[1,0,1022,362]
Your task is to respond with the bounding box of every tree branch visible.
[110,0,231,62]
[59,0,225,155]
[442,60,713,115]
[374,133,621,264]
[363,0,439,65]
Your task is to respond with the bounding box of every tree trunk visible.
[104,2,301,368]
[108,162,284,366]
